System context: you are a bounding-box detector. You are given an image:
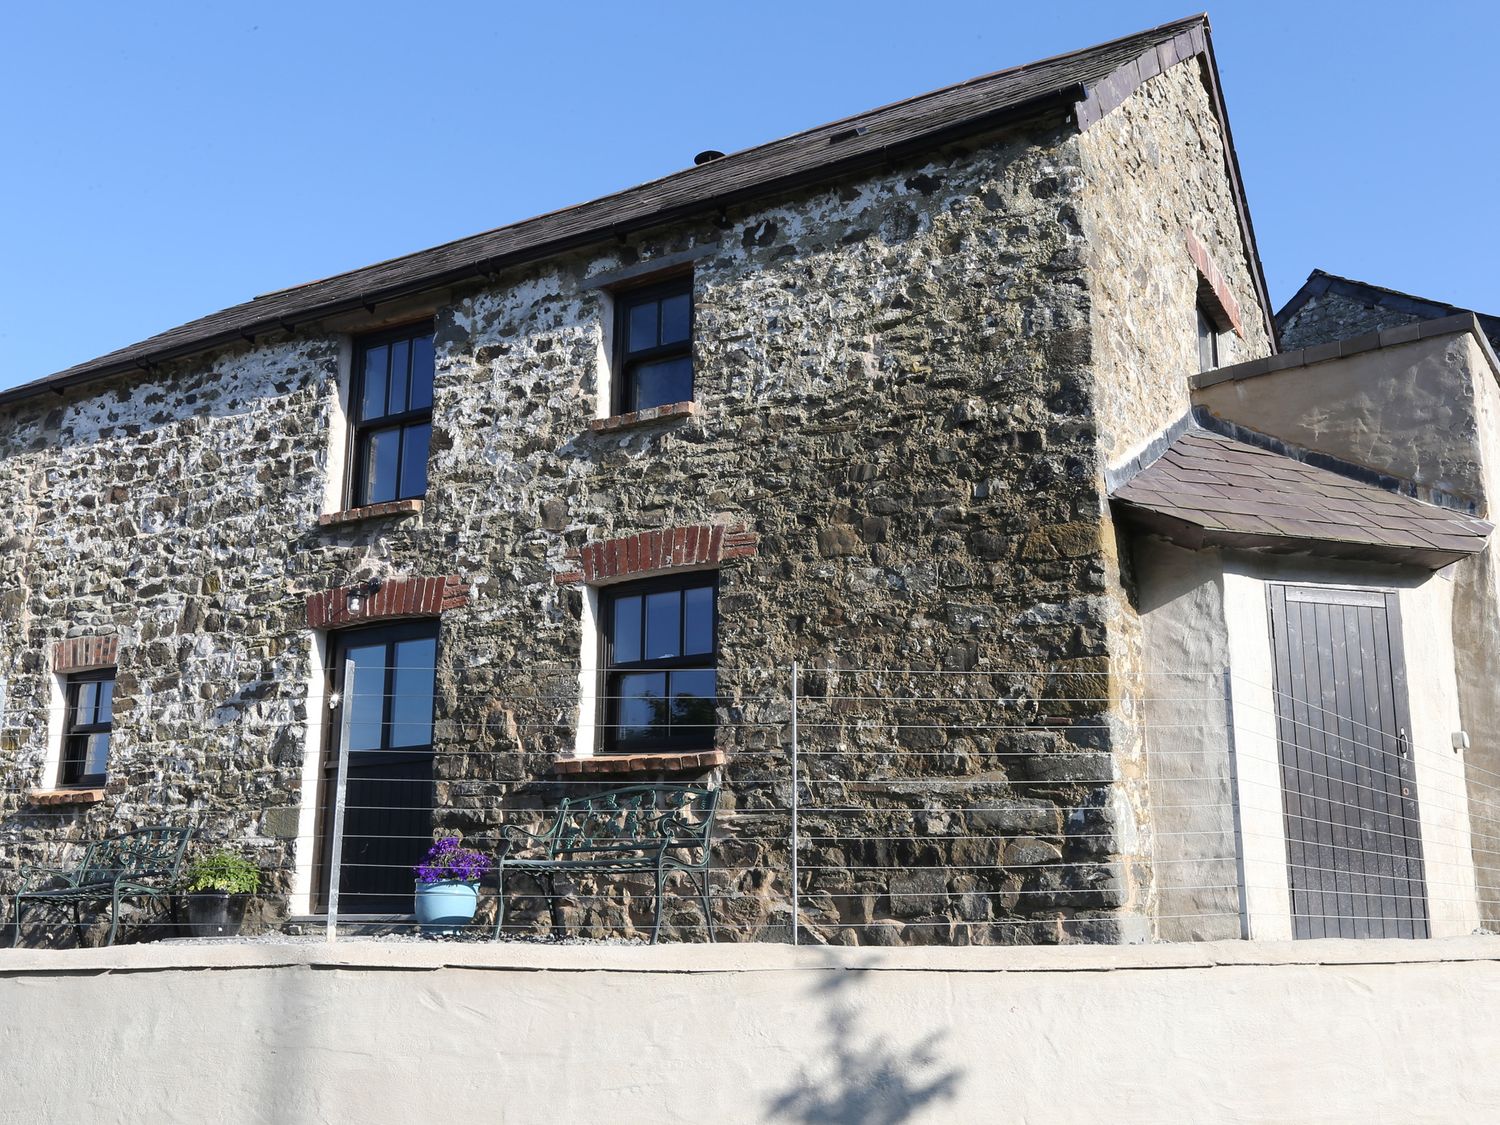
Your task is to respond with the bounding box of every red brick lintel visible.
[553,523,758,586]
[1186,229,1245,338]
[552,749,726,776]
[306,575,470,630]
[53,635,119,674]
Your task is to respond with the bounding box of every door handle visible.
[1398,727,1409,757]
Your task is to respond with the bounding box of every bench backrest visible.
[546,785,719,863]
[79,826,194,886]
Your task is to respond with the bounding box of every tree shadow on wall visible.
[764,955,964,1125]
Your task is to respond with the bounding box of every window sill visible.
[552,749,725,776]
[28,787,106,807]
[319,499,423,528]
[588,401,697,434]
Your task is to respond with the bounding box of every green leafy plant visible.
[183,850,261,895]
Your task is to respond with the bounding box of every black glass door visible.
[320,621,437,915]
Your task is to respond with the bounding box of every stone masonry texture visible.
[0,52,1270,946]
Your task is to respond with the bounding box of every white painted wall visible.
[289,633,331,916]
[1,939,1498,1124]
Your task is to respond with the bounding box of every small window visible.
[350,324,435,507]
[601,574,717,751]
[1197,300,1224,372]
[61,670,114,787]
[614,279,693,414]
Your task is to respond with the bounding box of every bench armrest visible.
[16,866,80,893]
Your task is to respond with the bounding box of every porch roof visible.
[1111,424,1492,569]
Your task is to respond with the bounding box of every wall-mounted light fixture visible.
[345,576,382,616]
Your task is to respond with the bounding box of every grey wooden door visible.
[1268,585,1429,939]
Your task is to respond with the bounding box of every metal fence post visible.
[325,655,356,944]
[790,660,799,947]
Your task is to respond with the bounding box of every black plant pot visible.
[182,892,246,938]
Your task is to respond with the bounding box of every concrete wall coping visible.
[3,934,1496,977]
[1189,312,1500,392]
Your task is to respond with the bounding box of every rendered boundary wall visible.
[1,938,1498,1124]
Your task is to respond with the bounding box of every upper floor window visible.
[351,324,434,506]
[614,279,693,414]
[601,573,716,751]
[62,670,114,787]
[1197,299,1225,372]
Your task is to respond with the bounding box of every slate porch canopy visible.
[1109,415,1492,569]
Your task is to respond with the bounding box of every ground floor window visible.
[61,670,114,786]
[601,573,717,751]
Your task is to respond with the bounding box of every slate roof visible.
[1111,426,1492,568]
[3,12,1272,408]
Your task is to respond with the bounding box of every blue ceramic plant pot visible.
[414,879,479,935]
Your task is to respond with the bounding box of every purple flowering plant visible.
[414,836,490,885]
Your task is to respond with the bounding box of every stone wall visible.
[1075,58,1274,939]
[1279,288,1424,351]
[0,54,1273,947]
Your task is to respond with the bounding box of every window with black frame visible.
[614,279,693,413]
[602,574,716,751]
[1196,299,1223,372]
[350,324,435,506]
[61,670,114,786]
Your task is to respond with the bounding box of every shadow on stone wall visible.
[764,956,962,1124]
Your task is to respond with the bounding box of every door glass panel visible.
[360,345,389,422]
[363,427,401,504]
[398,422,430,499]
[645,590,681,659]
[343,644,386,752]
[388,339,410,414]
[611,595,641,664]
[631,356,693,411]
[683,585,714,655]
[669,670,716,733]
[409,335,435,410]
[390,637,436,748]
[660,292,690,344]
[616,672,667,744]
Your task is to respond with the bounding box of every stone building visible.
[3,14,1496,946]
[1278,269,1500,354]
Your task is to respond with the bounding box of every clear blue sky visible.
[3,1,1497,389]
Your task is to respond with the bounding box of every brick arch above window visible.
[1185,229,1245,338]
[53,635,119,673]
[305,575,470,630]
[555,523,758,586]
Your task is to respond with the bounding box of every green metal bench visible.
[493,784,719,944]
[11,825,194,947]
